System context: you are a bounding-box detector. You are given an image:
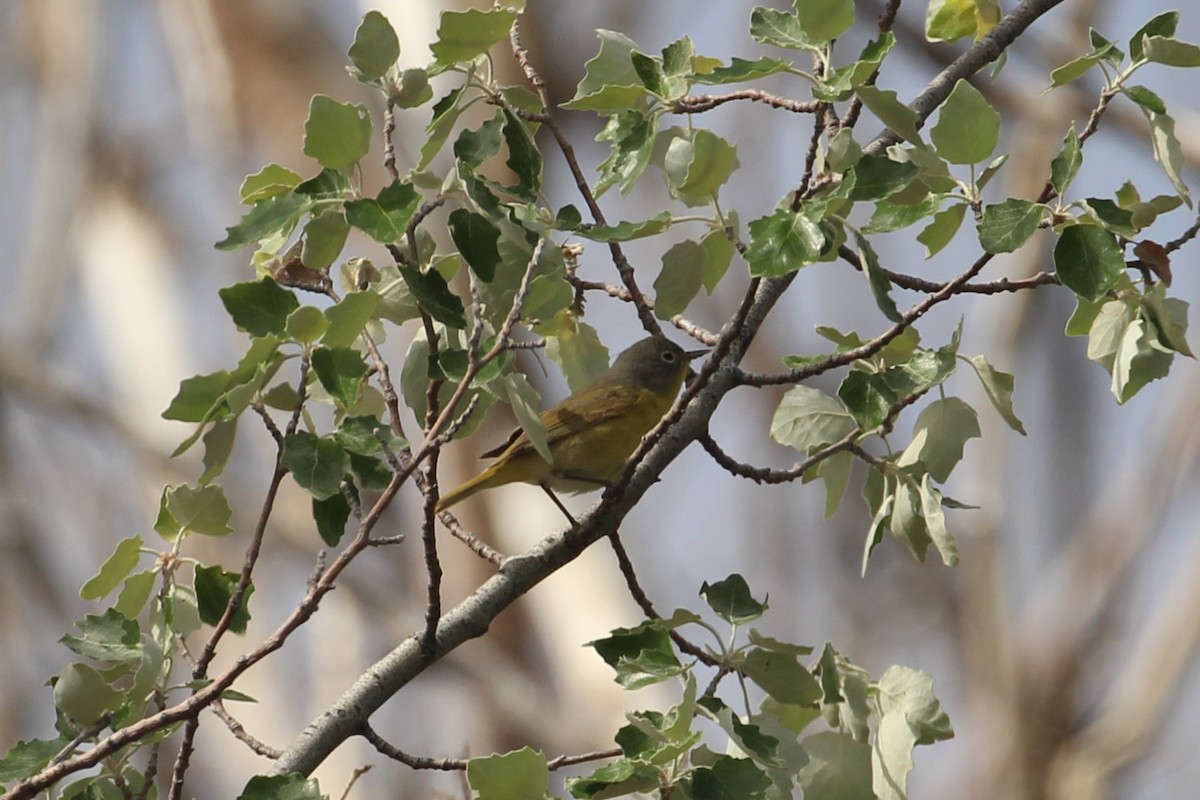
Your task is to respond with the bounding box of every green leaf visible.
[312,492,352,547]
[690,756,772,799]
[1048,45,1115,89]
[1143,35,1200,67]
[745,208,825,277]
[335,415,400,456]
[862,193,944,234]
[114,570,156,618]
[323,290,380,348]
[503,373,551,464]
[294,168,350,200]
[54,662,124,725]
[665,129,738,204]
[453,112,504,167]
[770,386,856,452]
[392,68,433,108]
[965,355,1026,434]
[594,110,656,196]
[862,486,893,575]
[838,370,896,430]
[701,227,736,294]
[1111,317,1174,403]
[1129,12,1179,62]
[282,432,350,500]
[815,33,896,102]
[925,0,988,43]
[568,760,661,798]
[467,747,549,800]
[854,86,923,144]
[237,774,324,800]
[694,56,792,85]
[541,318,610,392]
[194,565,253,634]
[1139,108,1192,206]
[827,128,863,170]
[855,232,902,323]
[930,79,1000,164]
[0,736,73,784]
[345,180,421,243]
[796,732,873,800]
[348,11,400,81]
[216,192,310,250]
[1083,198,1137,237]
[741,648,821,705]
[502,108,542,200]
[156,484,234,539]
[978,199,1043,254]
[848,155,919,200]
[917,203,967,257]
[219,278,300,337]
[589,622,683,689]
[60,610,142,664]
[448,209,502,282]
[311,346,368,407]
[303,95,372,170]
[1122,84,1166,114]
[654,240,705,319]
[900,397,980,483]
[749,7,820,51]
[919,474,959,566]
[631,50,668,97]
[80,536,144,601]
[1142,283,1193,357]
[1086,298,1135,369]
[419,87,465,169]
[578,212,673,242]
[430,8,516,65]
[563,30,648,113]
[1051,126,1082,195]
[701,574,766,624]
[795,0,855,44]
[812,449,853,519]
[240,163,301,204]
[1054,224,1125,301]
[286,306,328,344]
[398,266,466,329]
[875,666,954,780]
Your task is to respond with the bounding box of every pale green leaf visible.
[770,386,856,453]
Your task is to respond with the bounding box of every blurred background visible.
[1,0,1198,798]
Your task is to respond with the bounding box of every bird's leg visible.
[539,482,578,526]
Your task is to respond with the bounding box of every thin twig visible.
[1166,213,1200,253]
[383,98,399,182]
[606,532,718,667]
[420,457,443,659]
[360,723,620,771]
[438,513,507,565]
[672,90,821,115]
[739,251,996,387]
[699,428,860,485]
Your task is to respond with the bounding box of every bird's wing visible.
[479,382,644,460]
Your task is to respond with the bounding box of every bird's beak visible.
[684,348,708,384]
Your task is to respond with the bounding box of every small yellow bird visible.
[435,336,707,512]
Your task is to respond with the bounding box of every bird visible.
[435,336,707,515]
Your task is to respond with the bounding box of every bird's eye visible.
[662,350,677,362]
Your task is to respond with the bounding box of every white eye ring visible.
[662,351,677,362]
